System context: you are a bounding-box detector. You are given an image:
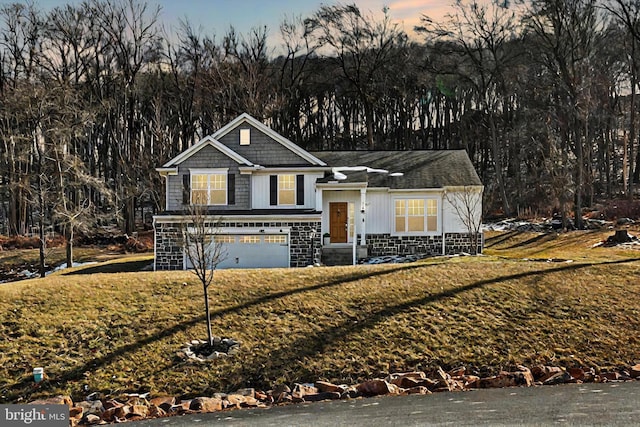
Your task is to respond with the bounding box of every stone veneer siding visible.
[366,232,483,257]
[155,219,322,270]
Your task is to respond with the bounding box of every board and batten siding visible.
[166,144,250,211]
[441,188,483,233]
[252,172,323,209]
[361,190,390,234]
[217,125,313,166]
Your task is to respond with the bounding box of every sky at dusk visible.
[24,0,454,45]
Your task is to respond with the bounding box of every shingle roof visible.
[309,150,482,189]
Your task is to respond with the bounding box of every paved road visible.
[135,381,640,426]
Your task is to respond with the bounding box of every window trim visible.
[190,168,229,206]
[392,197,439,235]
[239,128,250,145]
[278,174,296,206]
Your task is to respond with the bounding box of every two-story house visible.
[154,113,483,270]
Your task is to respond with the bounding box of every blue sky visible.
[25,0,452,45]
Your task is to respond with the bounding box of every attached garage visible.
[184,229,290,269]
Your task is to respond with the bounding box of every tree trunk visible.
[203,284,213,346]
[574,124,584,229]
[66,227,73,268]
[38,175,46,278]
[364,100,375,150]
[488,113,511,216]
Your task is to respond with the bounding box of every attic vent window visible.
[240,128,250,145]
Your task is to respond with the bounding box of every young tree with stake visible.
[180,205,227,347]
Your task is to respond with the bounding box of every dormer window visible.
[240,128,250,145]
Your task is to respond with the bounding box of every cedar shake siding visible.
[217,125,314,166]
[166,145,250,211]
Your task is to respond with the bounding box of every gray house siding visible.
[166,145,250,211]
[217,125,312,166]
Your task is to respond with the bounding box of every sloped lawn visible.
[1,229,639,403]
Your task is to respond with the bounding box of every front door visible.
[329,202,348,243]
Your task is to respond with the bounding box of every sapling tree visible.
[444,186,484,255]
[180,204,227,346]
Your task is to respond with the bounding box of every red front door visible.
[329,202,348,243]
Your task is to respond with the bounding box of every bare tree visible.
[444,186,484,255]
[180,205,227,347]
[417,0,523,217]
[305,4,408,149]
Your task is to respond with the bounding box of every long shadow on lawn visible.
[8,263,441,399]
[483,231,519,248]
[233,257,640,389]
[14,258,640,400]
[61,259,153,275]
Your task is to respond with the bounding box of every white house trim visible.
[212,113,327,167]
[162,136,253,167]
[154,213,321,223]
[156,167,178,176]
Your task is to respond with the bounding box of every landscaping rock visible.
[356,379,399,396]
[630,364,640,379]
[129,405,149,418]
[479,368,533,388]
[292,383,318,399]
[147,405,166,418]
[406,386,431,395]
[234,387,255,397]
[150,396,175,412]
[76,400,104,416]
[315,380,346,394]
[542,370,572,385]
[302,391,342,402]
[532,365,563,382]
[84,414,101,425]
[189,397,223,412]
[29,395,73,407]
[69,406,83,419]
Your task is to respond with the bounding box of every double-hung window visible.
[269,174,304,206]
[395,198,438,233]
[191,169,227,205]
[278,175,296,205]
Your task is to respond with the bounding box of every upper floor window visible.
[395,198,438,233]
[269,174,304,206]
[278,174,296,205]
[191,169,227,205]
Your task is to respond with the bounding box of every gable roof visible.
[162,135,253,167]
[212,113,326,166]
[310,150,482,189]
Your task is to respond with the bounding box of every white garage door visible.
[185,233,290,269]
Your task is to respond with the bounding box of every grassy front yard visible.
[1,229,639,403]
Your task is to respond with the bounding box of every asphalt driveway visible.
[134,381,640,426]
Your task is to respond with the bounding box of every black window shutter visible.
[269,175,277,206]
[228,173,235,205]
[182,174,190,205]
[296,174,304,205]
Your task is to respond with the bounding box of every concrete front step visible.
[321,246,367,266]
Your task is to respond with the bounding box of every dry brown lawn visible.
[1,228,639,403]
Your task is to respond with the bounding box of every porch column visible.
[316,186,323,217]
[360,188,366,245]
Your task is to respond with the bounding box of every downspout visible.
[360,188,367,246]
[441,189,446,256]
[153,216,157,271]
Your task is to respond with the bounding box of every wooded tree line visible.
[1,0,639,244]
